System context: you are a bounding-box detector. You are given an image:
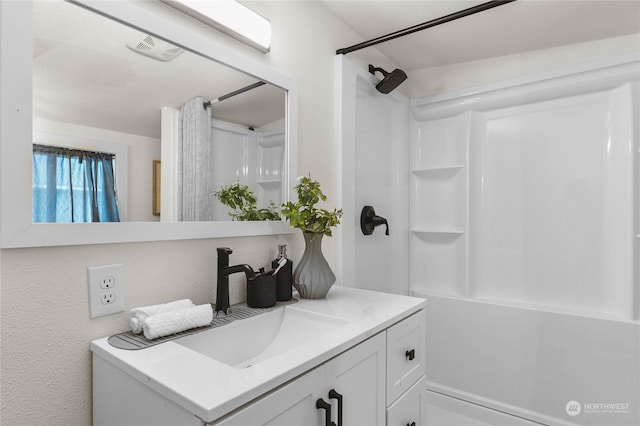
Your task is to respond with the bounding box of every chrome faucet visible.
[216,247,256,316]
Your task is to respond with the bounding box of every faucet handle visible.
[217,247,233,256]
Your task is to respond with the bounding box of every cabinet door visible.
[215,333,386,426]
[387,309,426,404]
[214,367,324,426]
[324,332,386,426]
[387,376,426,426]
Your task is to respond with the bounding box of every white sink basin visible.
[175,306,350,369]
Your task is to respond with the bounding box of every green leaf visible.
[213,182,280,221]
[279,175,342,235]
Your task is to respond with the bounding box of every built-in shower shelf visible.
[257,179,282,185]
[258,137,285,148]
[410,114,470,303]
[411,165,464,177]
[410,287,466,299]
[412,229,464,235]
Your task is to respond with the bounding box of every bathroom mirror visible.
[0,0,298,247]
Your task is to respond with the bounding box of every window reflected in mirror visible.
[32,144,120,223]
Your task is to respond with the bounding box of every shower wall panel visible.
[469,87,634,319]
[210,120,256,221]
[411,56,639,425]
[336,55,409,294]
[411,59,638,321]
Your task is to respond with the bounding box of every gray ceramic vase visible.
[293,232,335,299]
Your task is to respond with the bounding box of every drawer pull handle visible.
[407,422,416,426]
[328,389,343,426]
[406,349,416,361]
[316,398,336,426]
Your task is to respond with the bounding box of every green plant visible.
[213,182,279,221]
[280,176,343,236]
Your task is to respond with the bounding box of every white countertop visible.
[91,285,426,423]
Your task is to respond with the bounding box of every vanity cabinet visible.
[91,289,427,426]
[215,332,386,425]
[215,309,426,426]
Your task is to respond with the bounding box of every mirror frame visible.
[0,0,298,248]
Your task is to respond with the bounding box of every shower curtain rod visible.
[336,0,517,55]
[203,81,266,109]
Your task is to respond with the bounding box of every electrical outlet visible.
[100,276,115,289]
[88,264,125,318]
[100,290,117,305]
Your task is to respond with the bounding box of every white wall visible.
[0,2,386,425]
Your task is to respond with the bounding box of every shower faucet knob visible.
[360,205,389,236]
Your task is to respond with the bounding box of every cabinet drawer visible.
[386,309,425,404]
[387,376,426,426]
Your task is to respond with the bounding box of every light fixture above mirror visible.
[160,0,271,53]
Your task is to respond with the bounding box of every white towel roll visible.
[142,304,213,340]
[129,299,194,334]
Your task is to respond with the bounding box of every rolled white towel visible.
[142,304,213,340]
[129,299,194,334]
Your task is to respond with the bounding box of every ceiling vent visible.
[126,35,184,62]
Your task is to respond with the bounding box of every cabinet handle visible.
[316,398,336,426]
[406,349,415,361]
[407,422,416,426]
[328,389,343,426]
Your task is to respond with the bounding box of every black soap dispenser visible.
[272,244,293,301]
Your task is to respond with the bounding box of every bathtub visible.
[415,290,640,426]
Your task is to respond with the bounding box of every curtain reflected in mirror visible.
[177,96,213,221]
[32,145,120,223]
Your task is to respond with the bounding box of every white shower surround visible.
[161,112,286,222]
[410,59,638,321]
[338,53,639,426]
[208,120,286,221]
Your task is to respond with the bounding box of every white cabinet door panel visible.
[325,332,386,426]
[215,333,386,426]
[214,367,324,426]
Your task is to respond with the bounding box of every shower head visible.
[368,64,407,94]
